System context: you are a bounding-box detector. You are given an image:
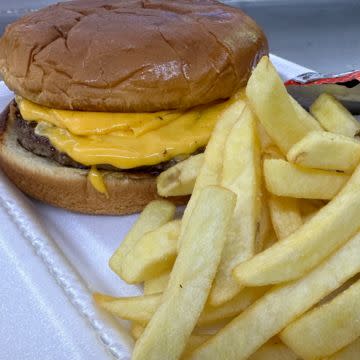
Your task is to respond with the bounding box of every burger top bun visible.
[0,0,268,112]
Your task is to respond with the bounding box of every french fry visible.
[289,95,322,133]
[234,162,360,287]
[298,199,324,222]
[255,193,272,252]
[183,335,212,357]
[209,106,261,306]
[268,195,302,240]
[318,273,360,306]
[156,153,204,197]
[259,154,281,247]
[262,145,284,160]
[255,141,278,252]
[246,56,321,153]
[131,323,210,356]
[94,286,267,327]
[327,337,360,360]
[248,342,300,360]
[257,122,273,151]
[264,158,349,200]
[281,279,360,359]
[200,287,267,326]
[189,230,360,360]
[131,322,145,339]
[192,319,234,337]
[93,292,160,325]
[287,131,360,172]
[143,271,170,295]
[262,229,278,250]
[119,220,180,283]
[109,200,175,280]
[179,100,246,247]
[310,93,360,137]
[132,186,236,360]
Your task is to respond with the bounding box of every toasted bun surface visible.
[0,0,268,112]
[0,104,187,214]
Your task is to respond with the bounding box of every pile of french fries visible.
[94,56,360,360]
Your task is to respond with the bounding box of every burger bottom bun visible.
[0,105,188,215]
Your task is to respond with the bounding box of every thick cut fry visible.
[318,273,360,306]
[109,200,175,280]
[289,95,322,133]
[310,93,360,137]
[130,323,210,356]
[143,272,170,295]
[255,193,272,252]
[179,99,246,247]
[249,343,300,360]
[192,320,231,336]
[234,163,360,286]
[188,231,360,360]
[328,338,360,360]
[93,293,160,324]
[183,335,211,357]
[287,131,360,172]
[119,220,180,283]
[132,186,236,360]
[210,106,261,306]
[156,153,204,197]
[257,122,273,151]
[262,145,284,160]
[268,195,302,240]
[281,279,360,359]
[246,56,321,153]
[131,322,145,339]
[201,287,267,326]
[262,229,278,250]
[264,159,349,200]
[95,285,266,326]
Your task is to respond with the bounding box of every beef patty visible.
[8,101,202,175]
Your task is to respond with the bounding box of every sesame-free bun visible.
[0,103,187,215]
[0,0,268,112]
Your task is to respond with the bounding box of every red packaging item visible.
[285,70,360,114]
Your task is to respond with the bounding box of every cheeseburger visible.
[0,0,267,214]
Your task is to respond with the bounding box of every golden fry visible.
[281,280,360,359]
[210,106,261,306]
[264,158,349,200]
[156,153,204,197]
[234,162,360,287]
[189,231,360,360]
[268,195,302,240]
[109,200,175,280]
[246,56,320,153]
[133,186,236,360]
[310,93,360,137]
[119,220,180,283]
[287,130,360,172]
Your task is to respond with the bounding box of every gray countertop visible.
[231,0,360,73]
[0,0,359,74]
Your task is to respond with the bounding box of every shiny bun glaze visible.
[0,0,268,112]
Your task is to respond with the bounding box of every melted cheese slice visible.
[18,98,182,136]
[20,98,234,169]
[88,166,109,197]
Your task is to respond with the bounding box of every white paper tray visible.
[0,54,310,360]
